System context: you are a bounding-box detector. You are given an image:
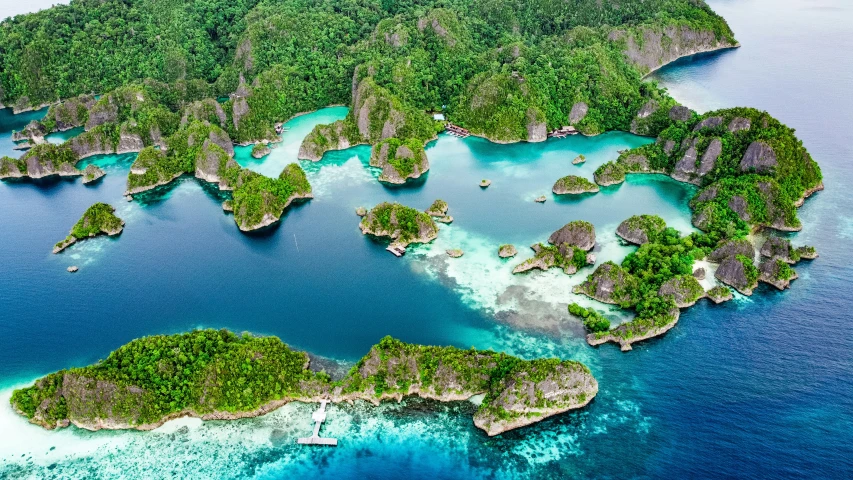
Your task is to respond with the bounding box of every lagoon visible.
[1,0,852,478]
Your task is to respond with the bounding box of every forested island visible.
[10,330,598,437]
[0,0,824,374]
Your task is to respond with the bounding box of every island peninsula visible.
[11,330,598,437]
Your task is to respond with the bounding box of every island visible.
[513,221,595,275]
[0,0,823,355]
[10,330,598,437]
[552,175,599,195]
[53,203,124,253]
[360,202,439,249]
[573,211,818,350]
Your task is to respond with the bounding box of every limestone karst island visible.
[1,0,845,478]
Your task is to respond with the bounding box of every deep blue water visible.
[1,0,852,478]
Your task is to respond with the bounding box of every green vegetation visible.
[594,161,626,186]
[2,0,735,143]
[774,260,795,281]
[54,203,123,252]
[617,214,667,244]
[738,254,760,287]
[568,303,611,332]
[360,202,438,246]
[11,331,596,434]
[370,137,429,181]
[708,285,732,301]
[231,163,312,230]
[552,175,598,194]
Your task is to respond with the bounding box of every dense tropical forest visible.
[0,0,822,349]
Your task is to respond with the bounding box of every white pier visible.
[297,400,338,446]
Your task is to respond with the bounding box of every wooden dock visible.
[445,123,470,138]
[547,126,578,138]
[297,400,338,446]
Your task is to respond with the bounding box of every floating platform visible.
[297,400,338,447]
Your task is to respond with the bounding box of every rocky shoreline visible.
[12,332,598,437]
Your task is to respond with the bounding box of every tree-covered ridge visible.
[1,0,735,150]
[612,107,822,236]
[53,202,124,253]
[11,330,597,436]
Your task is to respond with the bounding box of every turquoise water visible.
[1,0,852,477]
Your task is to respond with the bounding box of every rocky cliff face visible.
[714,255,758,295]
[298,120,360,161]
[658,275,705,308]
[369,139,430,184]
[548,221,596,251]
[472,362,598,436]
[610,24,738,76]
[615,215,666,245]
[573,262,638,305]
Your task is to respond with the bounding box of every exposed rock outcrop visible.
[569,102,589,124]
[758,258,797,290]
[611,24,738,76]
[594,162,626,186]
[499,244,517,258]
[740,141,777,173]
[714,255,758,295]
[573,262,638,305]
[82,165,105,184]
[552,175,599,195]
[548,221,595,251]
[709,238,755,263]
[369,139,429,184]
[658,275,706,308]
[359,202,439,248]
[298,120,359,161]
[616,215,666,245]
[669,105,692,122]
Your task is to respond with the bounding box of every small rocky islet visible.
[10,330,598,437]
[53,203,124,254]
